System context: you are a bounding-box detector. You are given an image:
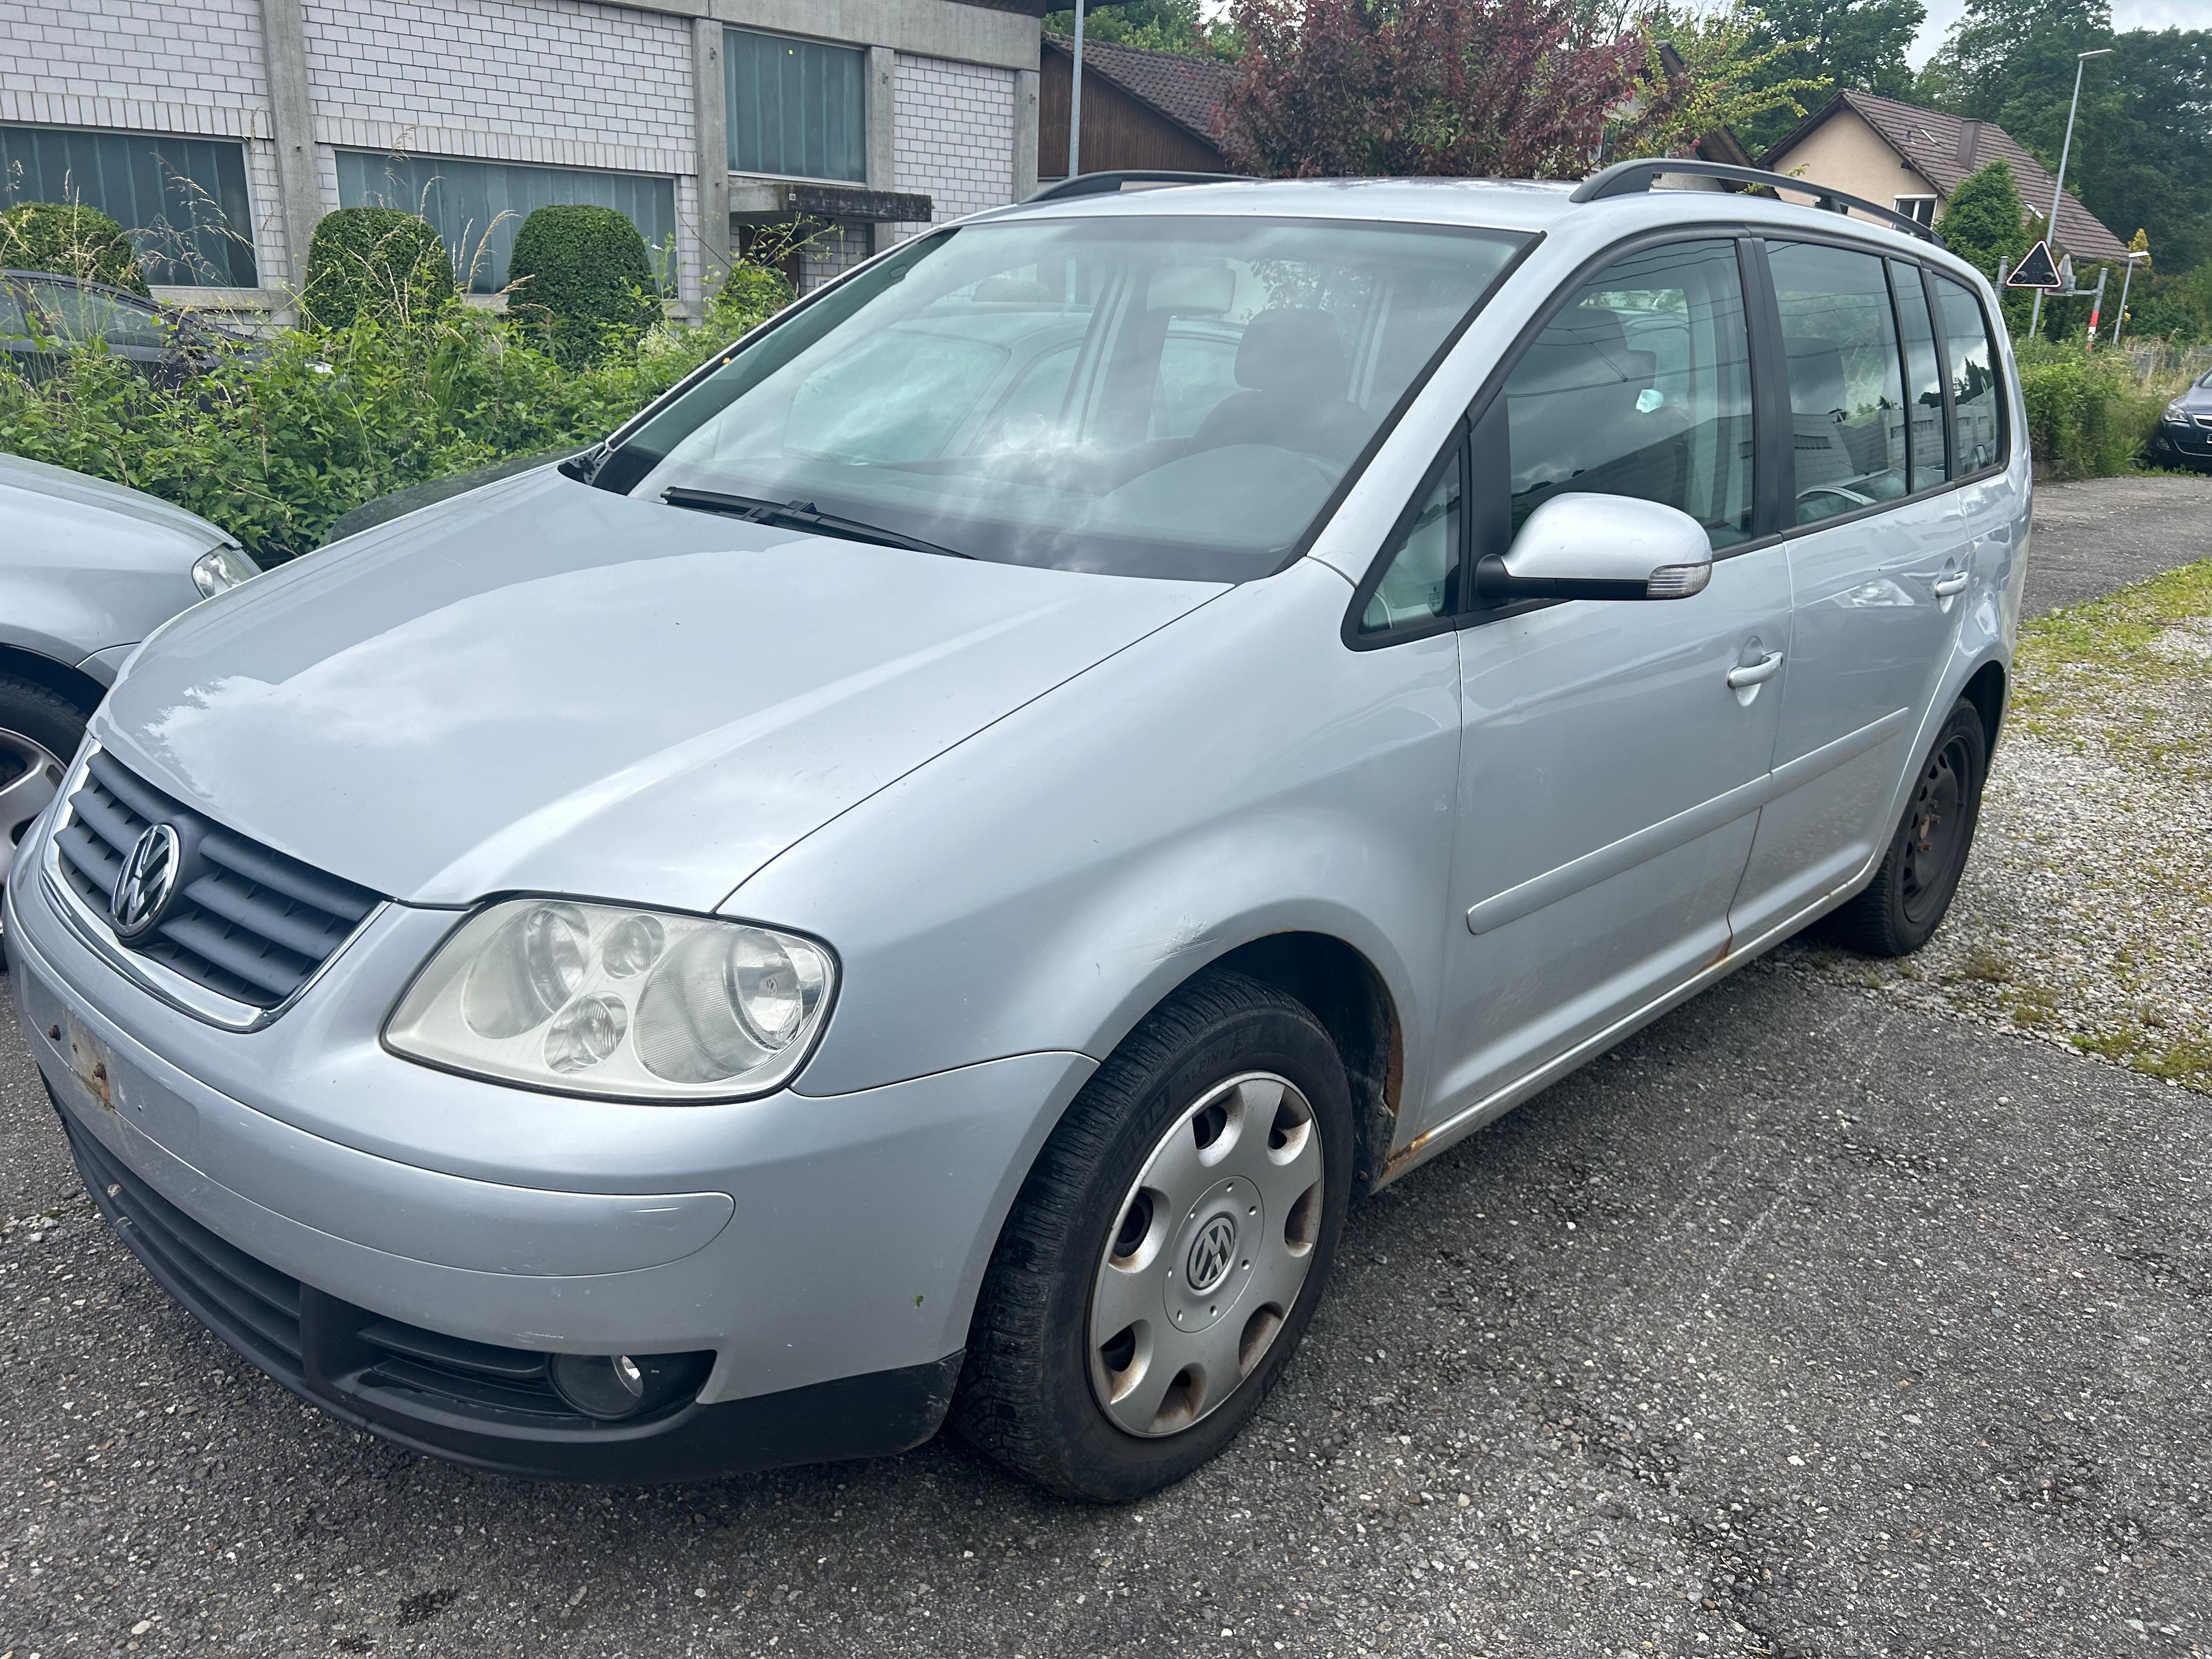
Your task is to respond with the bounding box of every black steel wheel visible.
[1819,698,1988,957]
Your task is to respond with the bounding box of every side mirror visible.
[1474,492,1713,602]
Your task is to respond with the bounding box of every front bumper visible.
[2154,420,2212,468]
[6,867,1092,1481]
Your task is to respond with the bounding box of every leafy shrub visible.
[300,207,456,330]
[506,206,660,368]
[2015,340,2172,479]
[709,259,796,334]
[0,266,793,562]
[0,201,149,295]
[1938,160,2032,335]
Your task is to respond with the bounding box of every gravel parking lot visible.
[3,476,2208,1659]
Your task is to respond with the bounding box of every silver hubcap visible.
[1087,1071,1325,1438]
[0,726,65,893]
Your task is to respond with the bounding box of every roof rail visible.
[1026,170,1252,202]
[1569,159,1940,244]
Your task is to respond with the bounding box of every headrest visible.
[1235,308,1347,396]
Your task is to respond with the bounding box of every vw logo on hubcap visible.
[110,823,182,940]
[1185,1214,1238,1293]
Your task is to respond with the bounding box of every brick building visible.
[0,0,1048,319]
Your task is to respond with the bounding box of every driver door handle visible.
[1726,650,1786,690]
[1933,571,1971,597]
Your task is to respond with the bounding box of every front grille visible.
[53,749,381,1009]
[63,1111,592,1429]
[2195,414,2212,431]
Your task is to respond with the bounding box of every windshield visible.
[610,215,1527,580]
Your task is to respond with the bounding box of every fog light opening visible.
[548,1351,708,1421]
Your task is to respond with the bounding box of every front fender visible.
[732,558,1462,1113]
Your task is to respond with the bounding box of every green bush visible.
[2015,340,2171,479]
[1939,161,2032,335]
[507,205,661,368]
[0,266,792,562]
[0,201,149,295]
[300,207,456,330]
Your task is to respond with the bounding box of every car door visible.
[1730,243,1974,944]
[1417,237,1792,1133]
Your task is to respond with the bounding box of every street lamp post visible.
[2111,249,2149,349]
[1068,0,1086,181]
[2029,47,2113,338]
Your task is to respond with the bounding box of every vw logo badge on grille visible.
[1186,1214,1238,1294]
[110,823,182,940]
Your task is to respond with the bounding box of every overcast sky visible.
[1910,0,2210,66]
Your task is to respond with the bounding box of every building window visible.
[726,29,866,183]
[1894,195,1938,227]
[335,153,677,295]
[0,125,257,287]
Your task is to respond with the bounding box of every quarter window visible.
[726,29,867,184]
[1360,448,1463,635]
[1502,240,1753,549]
[1887,261,1948,488]
[1933,274,2004,472]
[1769,241,1908,523]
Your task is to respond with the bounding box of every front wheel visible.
[0,676,89,901]
[953,969,1353,1501]
[1820,697,1988,957]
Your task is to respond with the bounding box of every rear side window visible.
[24,280,170,350]
[1887,262,1948,488]
[1933,274,2005,472]
[1769,241,1908,523]
[1502,239,1754,550]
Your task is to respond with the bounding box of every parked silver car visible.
[0,455,257,910]
[5,164,2027,1500]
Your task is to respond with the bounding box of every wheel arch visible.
[1961,656,2006,752]
[0,645,104,718]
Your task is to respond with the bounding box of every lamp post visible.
[2029,47,2113,338]
[1068,0,1086,181]
[2111,249,2149,349]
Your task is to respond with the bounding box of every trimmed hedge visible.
[0,201,149,295]
[301,207,456,330]
[506,205,660,368]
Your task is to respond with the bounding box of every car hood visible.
[0,452,234,560]
[94,470,1224,912]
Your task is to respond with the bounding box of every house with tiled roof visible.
[1761,90,2128,266]
[1039,34,1234,179]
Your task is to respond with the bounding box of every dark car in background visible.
[2154,369,2212,473]
[1,270,259,385]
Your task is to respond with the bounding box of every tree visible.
[1939,159,2033,331]
[1735,0,1923,153]
[1041,1,1241,57]
[1218,0,1651,178]
[1638,5,1832,164]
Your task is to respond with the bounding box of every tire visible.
[0,674,90,904]
[1819,697,1987,957]
[954,968,1354,1502]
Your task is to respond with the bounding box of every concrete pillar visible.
[256,0,322,295]
[1012,67,1040,203]
[867,46,899,254]
[692,18,731,310]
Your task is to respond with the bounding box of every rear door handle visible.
[1726,650,1785,689]
[1933,572,1971,597]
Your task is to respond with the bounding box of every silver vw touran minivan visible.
[5,163,2026,1500]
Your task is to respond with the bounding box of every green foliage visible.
[1939,159,2034,332]
[2013,338,2171,478]
[0,266,793,562]
[1635,5,1831,163]
[708,260,796,335]
[1042,0,1240,57]
[1920,0,2212,272]
[2121,258,2212,345]
[301,207,456,330]
[506,205,661,369]
[1736,0,1924,154]
[0,201,149,295]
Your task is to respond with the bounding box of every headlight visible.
[190,544,259,597]
[384,899,835,1101]
[2168,400,2193,425]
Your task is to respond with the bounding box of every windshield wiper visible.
[661,487,971,560]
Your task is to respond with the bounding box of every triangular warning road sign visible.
[2007,240,2062,289]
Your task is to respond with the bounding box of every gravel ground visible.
[3,473,2209,1659]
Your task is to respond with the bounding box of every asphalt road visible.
[3,473,2208,1659]
[2020,473,2212,618]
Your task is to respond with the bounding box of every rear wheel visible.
[0,676,87,901]
[1820,698,1987,957]
[955,969,1352,1501]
